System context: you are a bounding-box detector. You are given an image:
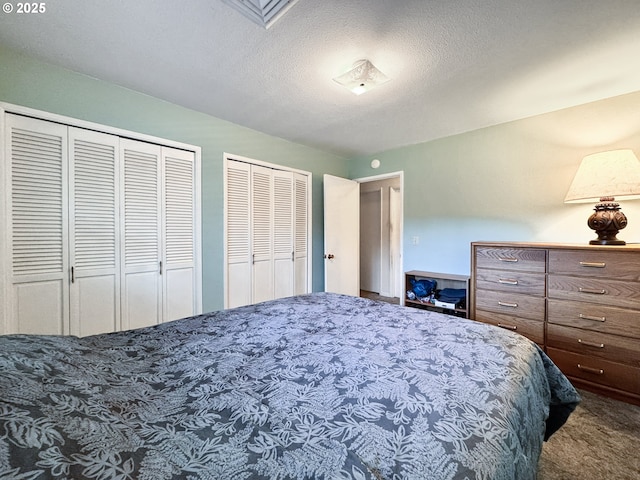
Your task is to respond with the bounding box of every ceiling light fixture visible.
[333,59,390,95]
[221,0,299,29]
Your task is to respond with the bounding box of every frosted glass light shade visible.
[333,60,390,95]
[564,149,640,203]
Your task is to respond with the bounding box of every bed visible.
[0,292,579,480]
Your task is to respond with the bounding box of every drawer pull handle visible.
[579,261,606,268]
[578,339,605,349]
[498,301,518,308]
[498,257,518,263]
[498,278,519,285]
[578,313,606,322]
[577,364,604,375]
[497,323,517,331]
[578,287,607,295]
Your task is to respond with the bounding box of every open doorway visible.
[356,172,403,304]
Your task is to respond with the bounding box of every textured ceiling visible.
[1,0,640,157]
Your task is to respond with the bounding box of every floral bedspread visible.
[0,292,579,480]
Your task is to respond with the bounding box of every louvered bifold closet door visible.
[251,165,274,303]
[68,128,121,336]
[273,170,294,299]
[6,115,69,334]
[120,139,162,330]
[162,147,196,322]
[225,160,252,308]
[294,173,309,295]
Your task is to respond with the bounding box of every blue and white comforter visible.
[0,292,579,479]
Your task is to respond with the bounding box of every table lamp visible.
[564,149,640,245]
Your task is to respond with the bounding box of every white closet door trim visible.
[225,152,312,176]
[0,103,199,152]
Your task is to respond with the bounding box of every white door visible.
[293,173,309,295]
[323,174,360,296]
[225,160,252,308]
[162,147,197,321]
[6,115,69,335]
[120,139,162,330]
[251,165,275,303]
[273,170,294,299]
[69,128,121,336]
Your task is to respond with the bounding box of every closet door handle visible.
[159,261,163,275]
[71,266,75,283]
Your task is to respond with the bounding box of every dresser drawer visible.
[549,249,640,281]
[475,289,545,321]
[548,299,640,339]
[547,347,640,396]
[475,268,545,296]
[548,274,640,310]
[547,324,640,367]
[475,247,546,273]
[475,310,544,345]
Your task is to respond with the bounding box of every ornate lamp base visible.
[587,198,627,245]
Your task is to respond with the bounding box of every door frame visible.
[359,189,382,294]
[354,171,404,301]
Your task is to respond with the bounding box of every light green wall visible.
[350,90,640,276]
[5,45,640,302]
[0,46,349,312]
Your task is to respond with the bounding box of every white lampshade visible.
[564,149,640,203]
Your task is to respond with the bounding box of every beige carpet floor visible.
[537,389,640,479]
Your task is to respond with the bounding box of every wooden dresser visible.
[471,241,640,405]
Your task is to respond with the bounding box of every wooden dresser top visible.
[471,241,640,252]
